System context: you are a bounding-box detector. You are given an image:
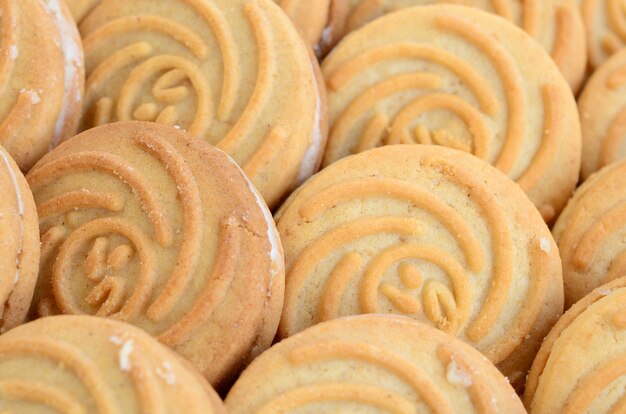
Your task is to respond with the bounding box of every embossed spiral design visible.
[0,316,225,413]
[582,0,626,68]
[322,5,580,221]
[27,122,281,386]
[277,146,558,374]
[79,0,322,207]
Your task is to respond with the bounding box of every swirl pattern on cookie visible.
[0,0,84,170]
[581,0,626,69]
[78,0,325,208]
[226,315,525,413]
[553,159,626,307]
[275,145,563,387]
[344,0,586,91]
[27,121,285,388]
[0,315,226,413]
[322,4,580,222]
[0,146,39,332]
[579,48,626,179]
[525,277,626,413]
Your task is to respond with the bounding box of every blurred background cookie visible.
[554,159,626,307]
[0,145,39,332]
[227,315,525,413]
[77,0,327,208]
[0,315,226,413]
[27,122,285,388]
[322,5,581,222]
[580,0,626,70]
[579,48,626,179]
[343,0,586,92]
[65,0,101,22]
[0,0,84,171]
[525,277,626,413]
[275,145,563,388]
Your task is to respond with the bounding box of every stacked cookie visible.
[0,0,625,412]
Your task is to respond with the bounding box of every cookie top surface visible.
[275,144,563,384]
[579,48,626,179]
[344,0,586,92]
[0,0,84,170]
[66,0,102,22]
[26,121,285,387]
[322,4,581,222]
[581,0,626,69]
[78,0,326,208]
[226,315,525,414]
[0,315,226,413]
[0,145,39,332]
[525,277,626,413]
[553,159,626,307]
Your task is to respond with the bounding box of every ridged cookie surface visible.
[27,121,285,388]
[580,0,626,69]
[275,144,563,388]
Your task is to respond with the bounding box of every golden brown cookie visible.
[65,0,102,22]
[0,145,39,332]
[0,315,226,413]
[581,0,626,69]
[275,144,564,389]
[322,5,581,222]
[344,0,586,92]
[525,277,626,413]
[275,0,348,57]
[0,0,84,171]
[553,159,626,307]
[579,48,626,179]
[227,315,525,413]
[26,121,285,388]
[78,0,326,208]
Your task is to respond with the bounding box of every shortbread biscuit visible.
[65,0,101,22]
[322,4,581,222]
[0,145,39,332]
[579,48,626,179]
[553,159,626,307]
[0,315,226,413]
[26,121,285,388]
[525,277,626,413]
[78,0,327,208]
[227,315,525,413]
[275,145,563,388]
[581,0,626,69]
[344,0,586,92]
[0,0,84,171]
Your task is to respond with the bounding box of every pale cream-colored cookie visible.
[525,277,626,413]
[26,121,285,388]
[77,0,326,208]
[344,0,586,92]
[580,0,626,69]
[0,145,39,332]
[0,315,226,413]
[322,5,581,222]
[579,48,626,179]
[227,315,525,413]
[275,144,564,389]
[0,0,84,171]
[553,159,626,307]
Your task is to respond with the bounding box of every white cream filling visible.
[0,149,24,286]
[296,61,324,184]
[45,0,83,149]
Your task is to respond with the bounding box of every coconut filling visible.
[296,61,324,185]
[45,0,83,149]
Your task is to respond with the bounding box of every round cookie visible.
[0,0,84,171]
[581,0,626,69]
[78,0,326,209]
[65,0,102,22]
[553,159,626,307]
[275,144,564,388]
[227,315,525,413]
[274,0,348,57]
[322,4,581,222]
[26,121,285,388]
[0,145,39,332]
[343,0,586,92]
[525,277,626,413]
[579,48,626,179]
[0,315,226,413]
